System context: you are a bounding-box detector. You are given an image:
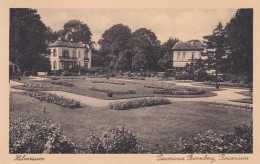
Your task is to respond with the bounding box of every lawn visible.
[12,77,217,100]
[10,92,252,152]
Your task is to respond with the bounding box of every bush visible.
[10,114,77,154]
[48,70,62,76]
[154,88,206,95]
[86,126,138,153]
[52,81,74,87]
[109,97,171,110]
[92,79,125,85]
[89,87,136,95]
[203,81,251,88]
[170,123,252,153]
[23,89,80,108]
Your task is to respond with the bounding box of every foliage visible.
[51,81,74,87]
[57,20,92,45]
[132,47,147,71]
[10,8,50,72]
[10,114,77,154]
[86,126,138,153]
[203,81,251,88]
[115,50,133,71]
[225,9,253,81]
[129,28,161,71]
[153,88,206,95]
[98,24,132,68]
[203,22,227,75]
[48,70,63,76]
[23,89,80,108]
[170,123,252,153]
[91,79,125,85]
[89,87,136,95]
[158,52,173,70]
[109,97,171,110]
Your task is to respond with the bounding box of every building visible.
[47,40,92,70]
[172,40,204,70]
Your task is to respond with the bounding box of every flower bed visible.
[92,79,125,85]
[23,89,80,108]
[207,102,252,110]
[153,88,206,95]
[52,81,74,87]
[203,81,251,88]
[144,83,176,90]
[89,87,136,95]
[10,114,77,154]
[109,97,171,110]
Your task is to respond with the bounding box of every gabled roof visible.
[48,40,87,48]
[172,41,204,51]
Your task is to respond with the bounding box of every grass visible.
[230,91,253,104]
[10,92,252,151]
[12,77,217,100]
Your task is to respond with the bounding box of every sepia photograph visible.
[8,7,253,155]
[1,0,260,163]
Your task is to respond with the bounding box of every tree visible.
[160,37,179,58]
[158,52,173,70]
[63,20,92,45]
[98,24,132,68]
[132,48,147,71]
[225,9,253,81]
[10,8,50,72]
[203,22,226,76]
[115,50,132,71]
[129,28,161,71]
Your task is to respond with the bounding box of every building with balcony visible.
[47,40,92,70]
[172,40,204,69]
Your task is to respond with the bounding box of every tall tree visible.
[225,9,253,81]
[203,22,226,76]
[132,48,147,71]
[10,8,50,72]
[98,24,132,68]
[158,52,173,70]
[62,20,92,45]
[129,28,161,71]
[160,37,179,57]
[115,50,132,71]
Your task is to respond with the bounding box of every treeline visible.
[10,8,253,81]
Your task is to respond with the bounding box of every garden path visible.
[10,79,252,107]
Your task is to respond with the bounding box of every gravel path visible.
[10,79,252,107]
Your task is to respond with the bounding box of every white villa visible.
[172,40,204,70]
[47,40,92,70]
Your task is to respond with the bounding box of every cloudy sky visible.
[37,8,237,44]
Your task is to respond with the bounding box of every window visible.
[78,50,81,58]
[62,50,69,58]
[53,49,57,57]
[182,52,186,59]
[177,52,181,60]
[84,50,88,58]
[72,49,76,57]
[192,52,195,60]
[53,61,57,70]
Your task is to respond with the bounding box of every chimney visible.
[191,41,194,45]
[70,38,74,42]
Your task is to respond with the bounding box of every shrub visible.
[23,89,80,108]
[52,81,74,87]
[154,88,206,95]
[109,97,171,110]
[10,114,77,154]
[170,123,252,153]
[144,83,176,90]
[89,87,136,95]
[51,77,60,80]
[48,70,62,76]
[86,126,138,153]
[203,81,251,88]
[92,79,125,85]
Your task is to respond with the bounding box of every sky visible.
[37,8,237,45]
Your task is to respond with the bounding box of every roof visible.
[172,41,204,51]
[9,61,15,66]
[48,40,88,48]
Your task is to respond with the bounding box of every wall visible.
[173,50,202,68]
